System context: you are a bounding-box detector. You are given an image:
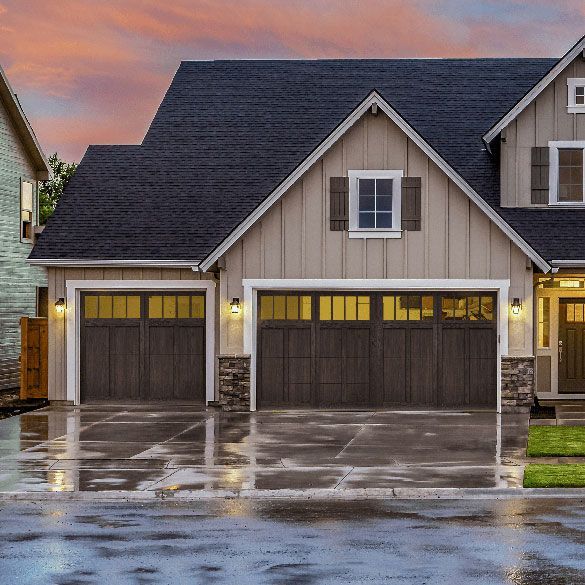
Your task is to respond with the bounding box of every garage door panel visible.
[287,329,311,358]
[287,384,311,405]
[261,329,284,358]
[148,355,174,399]
[469,358,497,406]
[175,326,205,356]
[344,357,369,384]
[319,329,342,357]
[319,357,342,384]
[318,384,341,405]
[110,326,140,355]
[343,329,370,358]
[468,328,496,359]
[110,353,140,400]
[260,357,284,404]
[343,384,369,404]
[258,291,497,410]
[82,327,110,401]
[174,354,204,400]
[288,357,312,384]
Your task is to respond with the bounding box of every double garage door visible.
[80,291,206,402]
[258,291,497,409]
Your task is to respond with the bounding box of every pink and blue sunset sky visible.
[0,0,583,162]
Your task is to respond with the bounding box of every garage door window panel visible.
[84,295,141,319]
[260,295,311,321]
[319,295,370,321]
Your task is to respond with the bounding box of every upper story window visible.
[20,180,35,242]
[348,170,402,238]
[549,142,585,205]
[567,78,585,113]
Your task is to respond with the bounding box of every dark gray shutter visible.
[330,176,349,231]
[401,177,422,231]
[531,147,549,204]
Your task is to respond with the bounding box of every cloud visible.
[0,0,582,161]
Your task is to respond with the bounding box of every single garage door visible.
[80,291,206,402]
[257,291,497,409]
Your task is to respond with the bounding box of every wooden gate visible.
[20,317,48,399]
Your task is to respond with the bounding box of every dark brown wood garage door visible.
[257,291,497,409]
[80,291,205,402]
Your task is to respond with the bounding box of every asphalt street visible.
[1,498,585,584]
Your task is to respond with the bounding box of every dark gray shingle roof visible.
[33,57,570,264]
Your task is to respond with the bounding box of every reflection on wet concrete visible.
[0,405,529,492]
[0,499,585,583]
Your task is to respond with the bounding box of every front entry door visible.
[559,299,585,393]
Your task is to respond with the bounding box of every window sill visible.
[548,202,585,207]
[567,106,585,114]
[348,230,402,239]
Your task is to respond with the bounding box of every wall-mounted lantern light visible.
[230,297,241,314]
[55,298,66,314]
[511,297,522,316]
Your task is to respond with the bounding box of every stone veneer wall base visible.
[218,355,251,412]
[501,356,535,413]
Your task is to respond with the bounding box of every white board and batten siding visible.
[501,55,585,207]
[221,111,533,357]
[0,94,46,389]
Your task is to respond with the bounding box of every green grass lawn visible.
[527,426,585,457]
[524,464,585,488]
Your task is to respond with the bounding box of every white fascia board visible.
[200,90,550,273]
[27,258,200,268]
[0,65,50,177]
[550,260,585,267]
[483,36,585,145]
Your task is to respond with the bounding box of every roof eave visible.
[0,65,50,179]
[26,258,201,268]
[483,35,585,145]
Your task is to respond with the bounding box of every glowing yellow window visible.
[113,296,127,319]
[345,296,357,320]
[99,296,113,319]
[320,296,332,321]
[286,296,299,320]
[84,296,98,319]
[357,296,370,320]
[273,296,286,320]
[192,296,205,318]
[260,296,274,320]
[127,296,141,318]
[481,296,494,321]
[300,296,311,320]
[422,296,433,320]
[163,296,176,318]
[383,296,395,321]
[396,296,409,320]
[332,296,345,320]
[538,297,550,348]
[149,296,163,318]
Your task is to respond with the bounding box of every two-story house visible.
[0,65,49,390]
[28,35,585,414]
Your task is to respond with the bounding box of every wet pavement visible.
[0,405,529,493]
[1,498,585,583]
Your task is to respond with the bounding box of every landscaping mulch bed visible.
[0,388,47,420]
[524,464,585,488]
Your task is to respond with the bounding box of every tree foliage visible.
[39,153,77,224]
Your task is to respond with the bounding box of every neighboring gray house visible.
[28,35,585,415]
[0,65,50,390]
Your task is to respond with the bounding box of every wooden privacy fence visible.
[20,317,48,399]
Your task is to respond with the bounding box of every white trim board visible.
[242,278,511,413]
[199,91,550,273]
[483,35,585,145]
[29,259,200,268]
[64,280,216,405]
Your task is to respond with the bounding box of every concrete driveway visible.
[0,405,528,493]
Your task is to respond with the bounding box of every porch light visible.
[55,298,66,314]
[230,297,241,314]
[511,298,522,316]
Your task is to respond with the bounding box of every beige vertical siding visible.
[221,111,533,356]
[47,267,214,401]
[501,56,585,207]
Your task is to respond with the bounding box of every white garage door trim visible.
[243,278,510,412]
[65,279,216,405]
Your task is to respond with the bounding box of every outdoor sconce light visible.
[55,298,66,314]
[230,297,241,314]
[511,297,522,316]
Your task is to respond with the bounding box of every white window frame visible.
[567,78,585,113]
[549,141,585,205]
[348,170,403,239]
